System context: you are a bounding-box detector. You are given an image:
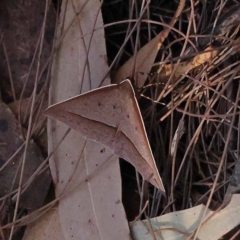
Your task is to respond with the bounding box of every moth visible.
[45,79,165,193]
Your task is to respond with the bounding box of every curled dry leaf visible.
[113,36,161,88]
[113,0,186,88]
[44,79,165,192]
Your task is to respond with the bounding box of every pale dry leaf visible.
[23,0,130,239]
[22,208,64,240]
[44,79,164,192]
[131,194,240,240]
[197,194,240,240]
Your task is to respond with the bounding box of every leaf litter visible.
[107,1,240,239]
[1,0,240,239]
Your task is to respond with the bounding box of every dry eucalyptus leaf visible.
[0,101,51,210]
[26,0,131,239]
[22,208,65,240]
[131,194,240,240]
[44,79,164,192]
